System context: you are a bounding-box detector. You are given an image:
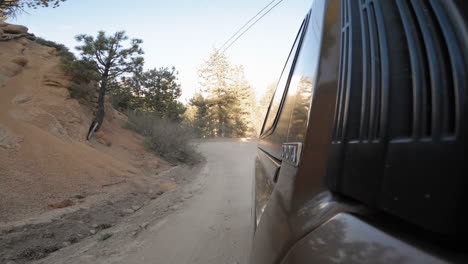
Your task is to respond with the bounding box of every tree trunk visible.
[217,104,222,137]
[95,70,109,131]
[94,84,106,131]
[86,69,109,139]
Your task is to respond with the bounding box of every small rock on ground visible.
[131,205,141,211]
[122,208,134,214]
[62,241,71,247]
[12,95,32,104]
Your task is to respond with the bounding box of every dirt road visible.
[119,139,257,264]
[35,139,258,264]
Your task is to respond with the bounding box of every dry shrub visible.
[35,37,70,56]
[124,111,202,164]
[11,56,28,67]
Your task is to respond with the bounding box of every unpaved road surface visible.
[35,139,257,264]
[119,139,257,264]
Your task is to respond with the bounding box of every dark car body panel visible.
[251,0,467,263]
[281,213,448,264]
[252,0,343,263]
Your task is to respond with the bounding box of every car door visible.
[254,18,306,229]
[252,0,342,263]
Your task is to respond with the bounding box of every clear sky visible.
[8,0,312,102]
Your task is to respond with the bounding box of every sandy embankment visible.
[0,32,171,224]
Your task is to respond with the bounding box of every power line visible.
[203,0,285,70]
[220,0,285,54]
[218,0,277,52]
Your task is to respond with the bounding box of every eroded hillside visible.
[0,24,171,223]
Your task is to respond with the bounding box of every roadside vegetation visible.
[35,34,199,163]
[0,1,277,262]
[1,0,67,17]
[35,37,99,102]
[124,111,202,164]
[33,33,279,166]
[2,0,279,145]
[29,22,282,167]
[186,49,259,138]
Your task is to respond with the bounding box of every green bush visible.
[69,83,95,101]
[35,37,99,102]
[111,84,144,112]
[35,37,76,61]
[62,59,99,82]
[62,59,99,102]
[124,111,202,164]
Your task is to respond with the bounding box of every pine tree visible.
[255,82,277,134]
[75,31,144,134]
[116,67,186,121]
[288,77,313,141]
[194,48,256,137]
[189,93,213,137]
[198,48,234,137]
[1,0,66,17]
[140,67,185,121]
[229,65,257,137]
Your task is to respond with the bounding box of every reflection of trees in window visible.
[262,23,304,134]
[288,76,314,142]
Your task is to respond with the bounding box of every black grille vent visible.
[332,0,463,142]
[332,0,351,142]
[360,0,383,141]
[396,0,458,140]
[332,0,364,143]
[327,0,467,235]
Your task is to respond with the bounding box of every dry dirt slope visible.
[0,34,171,224]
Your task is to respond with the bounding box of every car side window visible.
[261,22,305,135]
[286,0,327,143]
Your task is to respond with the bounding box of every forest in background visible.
[1,1,278,140]
[37,33,276,140]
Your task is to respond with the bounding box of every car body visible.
[251,0,467,263]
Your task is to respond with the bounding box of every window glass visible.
[262,22,305,134]
[286,0,326,142]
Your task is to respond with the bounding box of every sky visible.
[8,0,312,102]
